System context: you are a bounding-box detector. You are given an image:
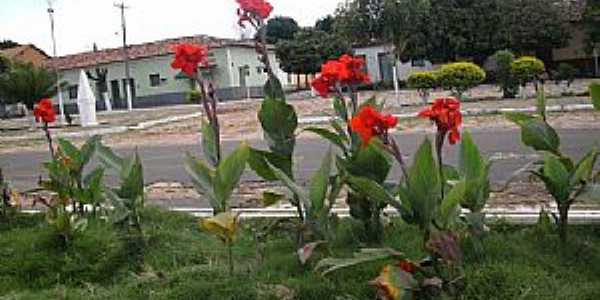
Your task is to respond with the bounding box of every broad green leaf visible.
[262,191,285,207]
[119,151,144,208]
[309,149,333,215]
[330,119,349,143]
[105,189,130,224]
[248,148,292,181]
[258,98,297,157]
[459,131,483,180]
[184,153,218,208]
[536,84,546,120]
[214,143,250,212]
[267,161,310,212]
[80,135,100,168]
[346,175,396,207]
[542,154,571,203]
[315,248,404,277]
[571,150,597,186]
[96,143,124,173]
[576,184,600,202]
[264,76,286,100]
[439,181,465,229]
[590,82,600,111]
[505,112,560,153]
[58,138,82,170]
[345,140,392,183]
[409,139,441,225]
[304,127,347,152]
[332,96,348,121]
[84,167,105,204]
[201,121,219,167]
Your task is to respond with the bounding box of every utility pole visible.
[47,0,66,125]
[115,1,133,111]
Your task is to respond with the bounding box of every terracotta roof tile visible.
[44,34,261,71]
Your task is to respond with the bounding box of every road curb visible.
[298,104,595,125]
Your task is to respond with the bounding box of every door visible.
[110,80,121,107]
[239,66,248,87]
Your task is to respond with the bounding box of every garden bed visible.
[1,207,599,299]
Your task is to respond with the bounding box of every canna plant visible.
[506,87,597,244]
[170,39,251,275]
[96,141,145,234]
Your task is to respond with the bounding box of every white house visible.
[353,43,433,83]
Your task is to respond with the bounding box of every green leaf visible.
[119,151,144,207]
[332,96,348,121]
[304,127,347,152]
[590,82,600,111]
[264,76,286,100]
[262,191,285,207]
[58,138,81,169]
[439,181,465,229]
[536,84,546,120]
[96,143,124,174]
[330,119,349,142]
[79,135,100,168]
[83,167,105,204]
[184,153,217,208]
[542,154,571,203]
[213,143,250,212]
[248,148,292,181]
[571,150,597,186]
[345,140,392,183]
[267,161,310,213]
[576,184,600,202]
[315,248,404,277]
[459,131,483,180]
[505,112,560,153]
[258,98,297,157]
[309,149,333,216]
[346,175,396,208]
[201,121,219,167]
[370,265,418,300]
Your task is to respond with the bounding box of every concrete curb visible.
[298,104,595,125]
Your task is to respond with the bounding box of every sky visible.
[0,0,342,56]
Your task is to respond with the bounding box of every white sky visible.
[0,0,342,56]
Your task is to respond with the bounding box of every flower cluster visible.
[33,99,56,124]
[236,0,273,26]
[312,54,370,98]
[171,44,210,77]
[419,97,463,145]
[350,105,397,146]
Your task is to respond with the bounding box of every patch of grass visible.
[1,207,600,299]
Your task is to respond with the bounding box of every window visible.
[68,85,78,99]
[256,67,263,74]
[149,74,161,87]
[412,59,426,67]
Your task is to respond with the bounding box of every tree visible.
[0,40,19,50]
[276,29,351,88]
[381,0,430,62]
[264,16,300,44]
[333,0,386,44]
[0,62,60,109]
[491,50,519,98]
[583,0,600,54]
[315,15,335,34]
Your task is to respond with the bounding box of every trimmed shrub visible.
[555,63,578,87]
[591,82,600,110]
[186,89,203,104]
[511,56,545,87]
[491,50,518,98]
[407,71,438,103]
[436,62,486,99]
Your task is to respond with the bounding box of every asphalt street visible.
[2,127,600,192]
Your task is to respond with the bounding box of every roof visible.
[45,35,272,71]
[0,44,50,60]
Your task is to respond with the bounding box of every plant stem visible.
[558,204,569,245]
[386,135,409,181]
[435,131,446,200]
[43,123,55,159]
[193,73,222,164]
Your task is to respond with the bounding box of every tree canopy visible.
[0,40,19,50]
[583,0,600,53]
[275,28,351,75]
[264,16,300,44]
[0,62,59,108]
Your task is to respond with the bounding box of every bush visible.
[436,62,486,99]
[186,89,203,104]
[555,63,578,87]
[591,82,600,110]
[407,71,438,90]
[491,50,518,98]
[511,56,545,87]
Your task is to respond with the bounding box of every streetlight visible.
[47,0,66,125]
[115,1,133,111]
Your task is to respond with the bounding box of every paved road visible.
[2,127,599,191]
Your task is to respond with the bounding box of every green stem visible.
[436,131,446,200]
[43,123,55,159]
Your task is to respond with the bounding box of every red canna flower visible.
[170,44,210,77]
[236,0,273,26]
[418,97,463,145]
[350,105,397,146]
[397,260,417,274]
[311,55,370,98]
[33,99,56,124]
